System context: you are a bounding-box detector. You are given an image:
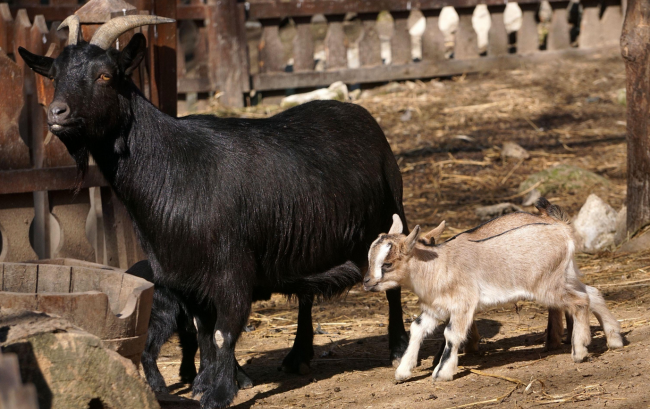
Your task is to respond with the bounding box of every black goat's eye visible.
[99,73,112,81]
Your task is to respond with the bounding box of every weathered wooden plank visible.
[0,49,30,171]
[0,292,38,311]
[3,263,37,293]
[36,265,72,293]
[258,20,285,73]
[50,190,96,262]
[324,15,347,69]
[580,0,602,49]
[546,1,571,51]
[359,14,382,67]
[0,166,108,195]
[600,0,623,47]
[245,0,566,20]
[252,45,617,90]
[517,3,539,54]
[0,194,38,262]
[0,3,13,54]
[487,5,508,56]
[455,7,479,59]
[422,10,445,61]
[391,11,411,65]
[293,16,315,71]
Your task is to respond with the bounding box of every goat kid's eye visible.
[382,263,392,269]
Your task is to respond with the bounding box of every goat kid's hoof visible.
[394,368,412,382]
[607,334,624,349]
[571,350,589,363]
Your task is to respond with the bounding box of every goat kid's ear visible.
[18,47,54,78]
[388,214,404,235]
[421,220,446,244]
[119,33,147,76]
[403,225,421,254]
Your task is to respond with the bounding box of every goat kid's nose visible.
[363,277,371,284]
[48,101,70,124]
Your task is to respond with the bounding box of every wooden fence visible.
[4,0,625,108]
[0,0,177,267]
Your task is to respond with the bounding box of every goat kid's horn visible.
[58,15,83,46]
[90,15,175,50]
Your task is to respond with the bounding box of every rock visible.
[521,188,541,206]
[281,81,348,108]
[614,206,628,245]
[618,231,650,253]
[0,310,159,409]
[0,351,38,409]
[475,203,522,220]
[573,194,617,253]
[501,142,530,160]
[400,109,412,122]
[518,164,609,196]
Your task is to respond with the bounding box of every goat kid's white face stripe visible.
[373,242,392,279]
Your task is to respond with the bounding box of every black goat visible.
[19,15,409,409]
[125,260,253,393]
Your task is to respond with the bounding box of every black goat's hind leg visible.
[141,306,176,393]
[177,316,199,384]
[386,288,408,367]
[282,295,314,374]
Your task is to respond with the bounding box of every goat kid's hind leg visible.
[585,286,623,349]
[545,308,564,350]
[567,291,591,363]
[395,313,437,382]
[433,309,474,382]
[282,295,314,375]
[386,288,409,367]
[464,321,480,354]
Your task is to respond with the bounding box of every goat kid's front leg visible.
[433,310,474,382]
[568,294,592,363]
[282,295,314,375]
[395,313,437,382]
[386,287,409,367]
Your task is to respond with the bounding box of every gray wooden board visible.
[36,265,71,293]
[3,264,37,293]
[253,46,617,91]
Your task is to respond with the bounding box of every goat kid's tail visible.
[535,197,570,224]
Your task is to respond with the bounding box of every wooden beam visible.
[0,167,108,195]
[621,0,650,234]
[252,46,618,91]
[246,0,561,19]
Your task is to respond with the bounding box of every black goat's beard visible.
[57,133,90,194]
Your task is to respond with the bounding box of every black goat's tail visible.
[535,197,570,224]
[281,261,363,300]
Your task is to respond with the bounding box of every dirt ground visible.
[153,50,650,409]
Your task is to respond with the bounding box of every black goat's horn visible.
[58,15,83,46]
[90,15,175,50]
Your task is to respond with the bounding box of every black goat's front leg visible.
[193,294,251,409]
[386,288,409,367]
[141,299,177,393]
[282,295,314,375]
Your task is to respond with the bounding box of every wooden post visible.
[206,0,245,107]
[149,0,177,117]
[621,0,650,234]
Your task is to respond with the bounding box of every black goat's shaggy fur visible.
[19,35,409,409]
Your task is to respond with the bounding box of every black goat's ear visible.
[18,47,54,78]
[119,33,147,76]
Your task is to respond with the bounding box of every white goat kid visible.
[363,198,623,382]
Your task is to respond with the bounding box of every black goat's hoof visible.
[236,366,254,389]
[199,384,237,409]
[179,366,197,384]
[281,347,313,375]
